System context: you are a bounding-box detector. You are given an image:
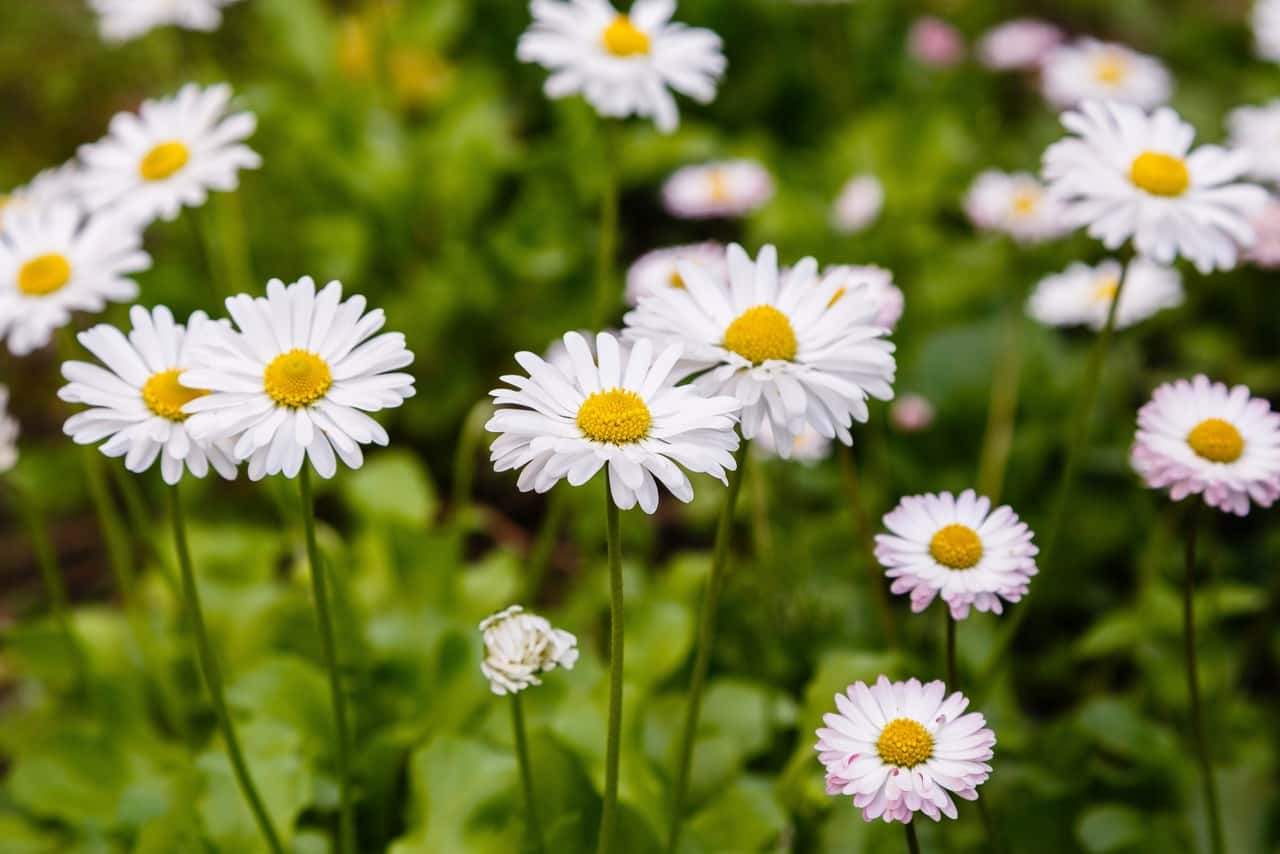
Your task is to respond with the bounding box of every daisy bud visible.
[480,605,579,696]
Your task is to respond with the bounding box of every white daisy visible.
[831,174,884,235]
[516,0,726,133]
[1255,0,1280,62]
[182,277,416,481]
[1042,100,1268,273]
[1132,375,1280,517]
[963,170,1067,244]
[89,0,245,43]
[77,83,260,226]
[0,386,19,474]
[1227,101,1280,184]
[821,265,904,330]
[1245,197,1280,268]
[753,420,831,464]
[625,242,725,306]
[874,489,1038,620]
[662,160,774,219]
[890,393,935,433]
[976,18,1063,71]
[1040,38,1172,110]
[816,676,996,824]
[1027,257,1182,332]
[59,306,237,485]
[0,204,150,356]
[1,162,83,226]
[479,605,579,695]
[623,244,897,456]
[486,330,741,513]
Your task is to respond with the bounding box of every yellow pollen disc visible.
[1093,54,1128,84]
[1130,151,1190,197]
[139,141,190,181]
[263,349,333,408]
[1092,276,1120,304]
[1011,190,1040,215]
[601,15,650,57]
[876,718,935,768]
[668,270,687,289]
[723,305,798,365]
[577,388,652,444]
[929,523,984,570]
[1186,417,1244,463]
[708,170,730,202]
[17,253,72,296]
[142,369,208,421]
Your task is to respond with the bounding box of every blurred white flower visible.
[890,393,934,433]
[1,162,83,227]
[1227,101,1280,183]
[1245,197,1280,268]
[1255,0,1280,62]
[0,386,18,474]
[831,174,884,235]
[753,419,831,464]
[976,18,1063,71]
[89,0,245,43]
[480,605,579,695]
[625,242,725,306]
[964,170,1067,244]
[662,160,774,219]
[821,265,903,330]
[1027,258,1182,332]
[908,17,964,69]
[1040,39,1172,110]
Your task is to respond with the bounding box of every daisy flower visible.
[976,18,1063,71]
[1245,198,1280,268]
[59,306,237,485]
[890,393,935,433]
[625,242,725,306]
[77,83,261,226]
[0,386,18,474]
[874,489,1038,620]
[964,170,1067,244]
[1042,100,1268,273]
[1227,101,1280,183]
[662,160,774,219]
[0,204,150,356]
[89,0,245,43]
[1040,38,1172,110]
[907,17,965,69]
[753,420,831,464]
[516,0,726,134]
[831,174,884,235]
[623,244,897,456]
[182,277,416,481]
[480,605,579,695]
[822,265,904,330]
[1027,257,1182,332]
[816,676,996,823]
[1,162,83,226]
[1255,0,1280,62]
[1132,375,1280,517]
[486,330,741,513]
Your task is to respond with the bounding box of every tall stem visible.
[170,484,284,854]
[944,617,957,689]
[1183,505,1226,854]
[111,465,180,597]
[904,821,922,854]
[838,445,899,650]
[592,122,620,329]
[526,488,569,603]
[975,306,1023,504]
[511,693,546,854]
[82,449,137,605]
[596,478,624,854]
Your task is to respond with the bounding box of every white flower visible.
[89,0,245,43]
[0,386,19,474]
[623,244,896,456]
[1042,100,1268,273]
[1255,0,1280,62]
[516,0,725,134]
[77,83,260,226]
[479,605,579,695]
[822,265,904,330]
[1040,38,1172,110]
[1027,257,1182,332]
[874,489,1038,620]
[662,160,774,219]
[1132,375,1280,517]
[625,242,725,306]
[59,306,237,485]
[1,162,83,226]
[890,394,934,433]
[831,174,884,234]
[753,420,831,464]
[486,330,741,514]
[964,170,1067,244]
[1245,197,1280,268]
[1227,101,1280,183]
[976,18,1063,71]
[182,277,416,481]
[816,676,996,824]
[0,204,150,356]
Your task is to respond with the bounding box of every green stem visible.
[526,488,569,603]
[592,122,620,329]
[170,484,284,854]
[511,693,546,854]
[944,616,957,689]
[904,821,922,854]
[81,450,137,605]
[111,465,180,597]
[975,307,1023,504]
[838,445,899,651]
[596,478,624,854]
[1183,505,1226,854]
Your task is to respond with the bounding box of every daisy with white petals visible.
[976,18,1062,71]
[1,162,83,226]
[1027,258,1182,332]
[1040,38,1172,110]
[964,170,1067,244]
[662,160,774,219]
[0,386,18,474]
[480,605,579,695]
[89,0,245,44]
[625,242,725,305]
[1227,101,1280,183]
[822,265,904,330]
[1255,0,1280,62]
[831,174,885,235]
[753,420,831,464]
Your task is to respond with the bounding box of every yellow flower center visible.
[876,718,934,768]
[929,523,984,570]
[263,349,333,408]
[17,253,72,296]
[1186,418,1244,464]
[1130,152,1190,197]
[668,270,687,289]
[601,15,650,56]
[723,305,797,364]
[1091,276,1120,304]
[139,141,190,181]
[576,388,652,444]
[142,369,209,421]
[708,170,730,202]
[1093,54,1128,84]
[1011,190,1040,216]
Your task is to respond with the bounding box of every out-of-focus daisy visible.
[976,18,1063,71]
[182,277,416,481]
[875,489,1038,619]
[822,265,904,330]
[1,162,83,226]
[623,243,896,456]
[831,174,884,235]
[964,170,1067,244]
[77,83,260,226]
[753,420,831,464]
[0,204,149,356]
[1255,0,1280,62]
[516,0,726,134]
[625,242,725,306]
[662,160,774,220]
[907,17,964,69]
[89,0,244,43]
[479,605,579,695]
[1027,258,1182,332]
[1132,375,1280,517]
[59,306,236,485]
[1042,100,1268,273]
[0,386,18,474]
[1227,101,1280,183]
[816,676,996,823]
[890,394,935,433]
[1245,198,1280,268]
[1040,39,1172,109]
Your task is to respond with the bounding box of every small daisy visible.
[0,386,18,474]
[77,83,261,226]
[1245,198,1280,268]
[964,170,1067,244]
[516,0,726,134]
[1255,0,1280,62]
[890,393,935,433]
[623,244,897,456]
[822,265,904,330]
[0,204,150,356]
[1040,38,1172,110]
[1227,101,1280,183]
[1,162,83,226]
[59,306,237,485]
[486,330,741,513]
[907,17,965,69]
[662,160,774,220]
[1042,100,1268,273]
[1132,375,1280,517]
[753,420,831,464]
[875,489,1038,620]
[831,174,885,235]
[1027,258,1182,332]
[89,0,245,43]
[625,242,725,306]
[480,605,579,695]
[816,676,996,824]
[976,18,1063,71]
[182,277,416,481]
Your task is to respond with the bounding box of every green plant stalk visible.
[838,444,899,651]
[511,692,546,854]
[904,821,922,854]
[944,616,957,689]
[111,465,180,597]
[82,449,137,605]
[596,479,624,854]
[975,306,1024,504]
[526,488,569,603]
[592,122,620,329]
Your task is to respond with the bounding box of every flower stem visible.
[904,821,922,854]
[526,488,569,603]
[838,445,899,651]
[511,692,546,854]
[975,306,1023,504]
[299,466,356,854]
[111,464,180,597]
[596,477,624,854]
[170,483,284,854]
[82,449,137,605]
[592,122,620,329]
[666,442,750,853]
[944,616,957,689]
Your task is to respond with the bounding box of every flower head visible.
[1041,38,1171,109]
[1027,258,1182,332]
[1255,0,1280,62]
[1,162,83,227]
[964,170,1067,244]
[89,0,244,43]
[908,17,964,69]
[1245,197,1280,268]
[625,242,725,306]
[890,394,935,433]
[753,420,831,464]
[1227,101,1280,184]
[822,265,904,330]
[0,386,19,474]
[831,174,885,234]
[662,160,774,220]
[976,18,1063,71]
[480,605,579,695]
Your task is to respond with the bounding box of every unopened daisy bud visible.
[89,0,245,42]
[908,17,965,69]
[890,394,935,433]
[662,160,774,220]
[976,18,1063,71]
[480,605,579,695]
[831,175,884,235]
[1041,38,1172,110]
[0,386,19,474]
[1027,258,1182,332]
[625,243,726,306]
[964,170,1067,244]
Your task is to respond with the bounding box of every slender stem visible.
[596,478,624,854]
[170,484,284,854]
[81,449,137,605]
[904,821,922,854]
[511,693,546,854]
[592,122,620,329]
[975,307,1023,504]
[450,398,490,518]
[838,445,899,650]
[666,443,749,853]
[944,617,957,689]
[526,488,569,603]
[748,450,773,560]
[299,467,356,854]
[111,465,180,597]
[1183,504,1226,854]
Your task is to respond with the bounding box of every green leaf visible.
[1075,804,1144,852]
[341,449,439,528]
